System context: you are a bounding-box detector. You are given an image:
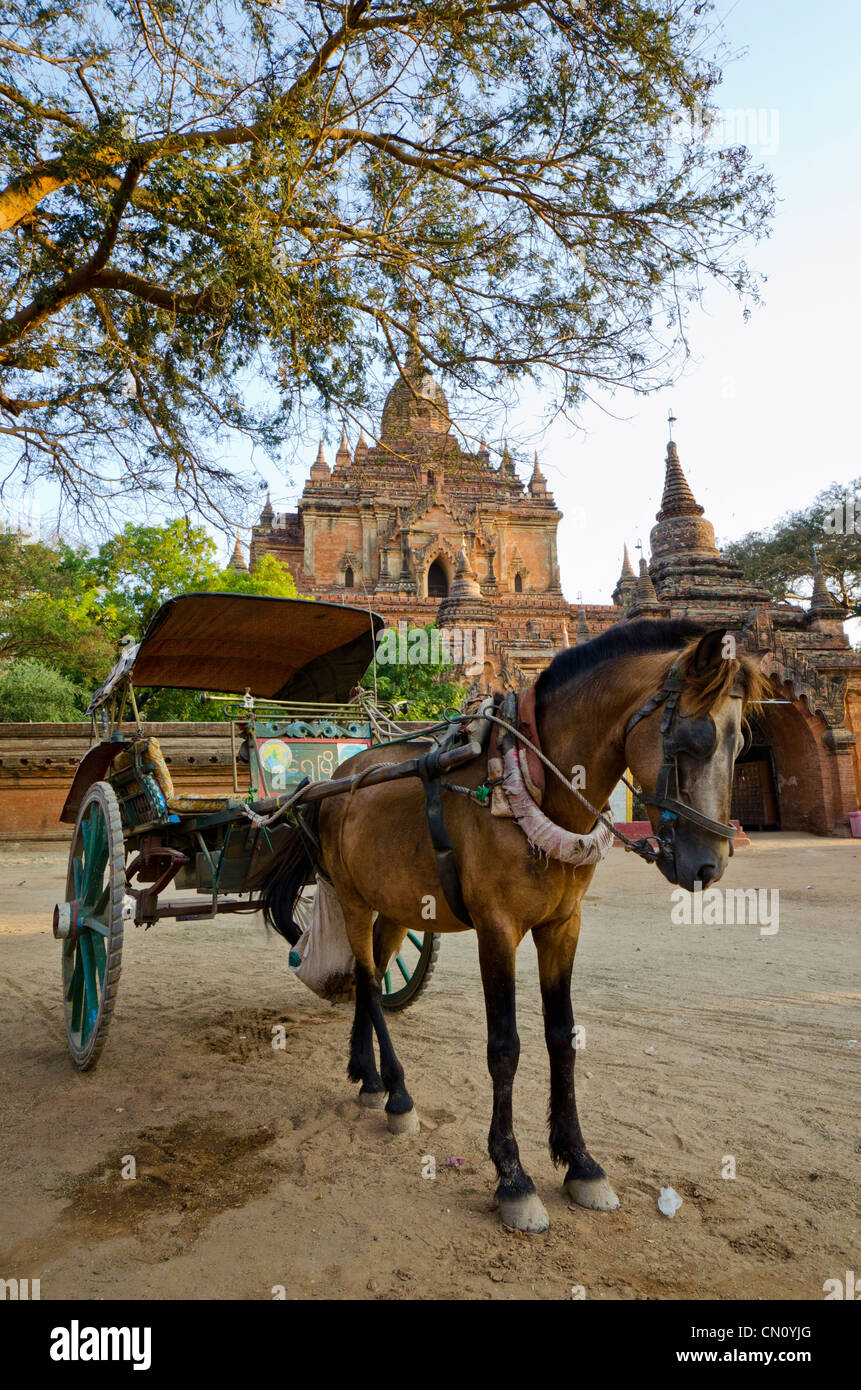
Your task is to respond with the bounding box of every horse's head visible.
[624,629,767,891]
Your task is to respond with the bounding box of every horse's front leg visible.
[477,926,549,1233]
[533,914,620,1212]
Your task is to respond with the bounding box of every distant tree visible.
[723,477,861,618]
[0,655,86,721]
[1,520,298,717]
[86,520,223,635]
[0,1,773,521]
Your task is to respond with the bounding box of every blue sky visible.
[535,0,861,608]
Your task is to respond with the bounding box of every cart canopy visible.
[88,593,384,711]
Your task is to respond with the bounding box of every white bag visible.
[290,875,357,1003]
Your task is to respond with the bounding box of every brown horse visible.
[262,619,766,1232]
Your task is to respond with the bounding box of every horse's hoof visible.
[497,1193,550,1233]
[565,1176,620,1211]
[359,1089,387,1109]
[386,1107,421,1135]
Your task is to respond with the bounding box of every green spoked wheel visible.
[381,930,440,1012]
[55,781,126,1071]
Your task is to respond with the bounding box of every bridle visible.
[623,659,748,872]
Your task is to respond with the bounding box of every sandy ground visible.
[0,833,858,1302]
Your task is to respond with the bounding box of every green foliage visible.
[86,520,222,635]
[86,520,299,634]
[0,2,773,519]
[369,625,469,720]
[0,530,115,684]
[0,657,86,722]
[1,520,299,713]
[216,552,298,599]
[723,478,861,618]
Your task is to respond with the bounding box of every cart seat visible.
[111,737,246,824]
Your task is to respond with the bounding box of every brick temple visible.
[248,340,587,683]
[245,349,861,834]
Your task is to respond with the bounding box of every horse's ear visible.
[690,628,727,675]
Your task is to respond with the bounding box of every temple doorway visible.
[731,715,780,830]
[427,559,448,597]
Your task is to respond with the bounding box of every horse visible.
[261,619,766,1233]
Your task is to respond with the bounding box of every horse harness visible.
[623,660,748,864]
[417,661,748,920]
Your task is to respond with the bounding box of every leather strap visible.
[418,745,473,927]
[516,683,545,801]
[642,793,736,840]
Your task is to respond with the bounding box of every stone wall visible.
[0,722,239,840]
[0,719,437,841]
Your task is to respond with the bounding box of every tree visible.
[723,478,861,619]
[0,1,772,520]
[1,520,299,714]
[0,528,114,682]
[370,624,468,718]
[0,655,86,720]
[217,551,297,598]
[86,519,225,635]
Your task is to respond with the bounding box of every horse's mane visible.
[536,618,769,713]
[536,619,706,702]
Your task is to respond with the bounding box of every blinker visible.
[664,714,717,762]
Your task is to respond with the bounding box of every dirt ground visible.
[0,833,858,1301]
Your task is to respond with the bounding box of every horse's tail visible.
[257,803,322,944]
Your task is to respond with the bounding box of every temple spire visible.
[336,426,352,468]
[656,427,704,521]
[612,542,638,610]
[310,437,331,482]
[808,548,846,616]
[529,450,548,497]
[228,528,248,572]
[635,555,659,604]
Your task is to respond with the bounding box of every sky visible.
[7,0,860,621]
[537,0,861,609]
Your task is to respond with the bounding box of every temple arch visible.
[427,558,449,598]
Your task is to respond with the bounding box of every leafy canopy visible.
[0,0,772,521]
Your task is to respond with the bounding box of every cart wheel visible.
[381,930,440,1011]
[55,781,126,1071]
